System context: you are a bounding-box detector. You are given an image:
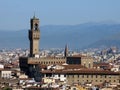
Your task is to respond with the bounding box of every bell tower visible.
[29,15,40,57]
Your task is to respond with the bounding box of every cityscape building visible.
[18,16,120,89]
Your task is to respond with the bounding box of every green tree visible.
[3,87,12,90]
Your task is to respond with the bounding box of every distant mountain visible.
[88,32,120,48]
[0,22,120,49]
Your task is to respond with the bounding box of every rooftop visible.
[41,68,120,75]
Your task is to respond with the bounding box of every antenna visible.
[33,12,36,18]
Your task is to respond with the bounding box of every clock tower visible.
[29,16,40,57]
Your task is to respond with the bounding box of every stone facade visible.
[28,57,66,65]
[29,16,40,57]
[41,67,120,86]
[66,73,120,85]
[67,56,93,68]
[19,16,66,81]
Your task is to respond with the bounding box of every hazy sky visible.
[0,0,120,30]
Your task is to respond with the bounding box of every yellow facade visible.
[67,74,120,85]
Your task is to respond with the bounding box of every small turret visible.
[64,44,68,58]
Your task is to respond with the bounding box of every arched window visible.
[34,23,38,30]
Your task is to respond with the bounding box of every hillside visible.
[0,22,120,49]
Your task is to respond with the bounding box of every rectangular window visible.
[96,75,97,78]
[73,88,76,90]
[105,75,107,78]
[84,64,86,67]
[64,74,66,77]
[87,75,89,78]
[82,75,84,78]
[89,64,91,68]
[109,76,111,78]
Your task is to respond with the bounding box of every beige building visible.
[0,69,13,79]
[41,65,120,85]
[66,70,120,85]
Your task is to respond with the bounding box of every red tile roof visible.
[41,68,120,75]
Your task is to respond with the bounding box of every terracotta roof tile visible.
[41,69,120,75]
